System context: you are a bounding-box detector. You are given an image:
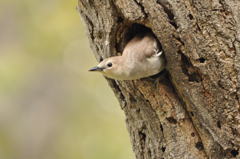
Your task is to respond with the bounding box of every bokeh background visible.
[0,0,134,159]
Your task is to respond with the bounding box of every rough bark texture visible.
[78,0,240,158]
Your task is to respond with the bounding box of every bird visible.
[89,33,166,80]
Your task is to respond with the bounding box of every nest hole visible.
[120,23,163,52]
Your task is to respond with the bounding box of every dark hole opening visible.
[195,142,204,151]
[231,149,239,157]
[166,117,177,124]
[160,124,164,132]
[217,121,221,129]
[190,112,194,116]
[161,147,166,152]
[198,57,206,63]
[191,132,195,137]
[188,14,194,20]
[117,16,124,23]
[139,131,146,141]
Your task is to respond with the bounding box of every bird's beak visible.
[88,66,104,72]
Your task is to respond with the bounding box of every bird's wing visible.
[122,34,160,61]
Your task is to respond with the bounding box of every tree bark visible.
[78,0,240,158]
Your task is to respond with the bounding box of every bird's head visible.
[89,56,125,80]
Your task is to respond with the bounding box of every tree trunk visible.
[78,0,240,158]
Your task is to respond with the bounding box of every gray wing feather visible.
[122,33,160,61]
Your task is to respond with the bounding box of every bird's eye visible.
[107,62,112,67]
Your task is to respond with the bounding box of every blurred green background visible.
[0,0,134,159]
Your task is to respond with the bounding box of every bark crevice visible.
[156,0,178,29]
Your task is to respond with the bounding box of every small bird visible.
[89,33,165,80]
